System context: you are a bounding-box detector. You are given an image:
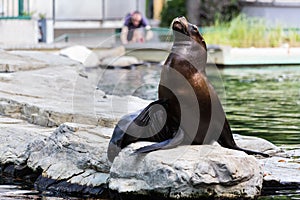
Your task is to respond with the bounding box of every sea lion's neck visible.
[171,41,192,57]
[171,40,207,73]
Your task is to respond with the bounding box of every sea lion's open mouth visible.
[172,17,188,34]
[172,21,184,32]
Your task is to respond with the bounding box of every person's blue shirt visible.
[124,12,149,30]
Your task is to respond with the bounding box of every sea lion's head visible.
[172,16,207,51]
[171,16,207,69]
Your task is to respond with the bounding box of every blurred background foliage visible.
[158,0,300,47]
[160,0,240,27]
[160,0,186,27]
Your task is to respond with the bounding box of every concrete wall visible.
[104,0,146,19]
[30,0,53,19]
[54,0,146,21]
[0,0,147,45]
[242,5,300,28]
[55,0,103,20]
[0,20,38,44]
[2,0,146,21]
[54,28,116,47]
[45,20,54,43]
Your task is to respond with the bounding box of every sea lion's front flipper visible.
[107,99,169,162]
[134,127,185,153]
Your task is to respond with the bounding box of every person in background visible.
[120,11,153,44]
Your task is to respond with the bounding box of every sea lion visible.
[107,16,269,162]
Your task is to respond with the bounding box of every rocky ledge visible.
[110,143,264,199]
[0,49,299,199]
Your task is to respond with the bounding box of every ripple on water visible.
[222,66,300,145]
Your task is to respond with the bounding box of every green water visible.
[98,65,300,145]
[222,66,300,145]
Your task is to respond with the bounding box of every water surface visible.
[222,66,300,145]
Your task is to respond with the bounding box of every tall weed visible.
[203,14,300,47]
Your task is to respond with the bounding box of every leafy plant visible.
[21,10,35,17]
[160,0,186,27]
[203,14,300,47]
[38,13,46,19]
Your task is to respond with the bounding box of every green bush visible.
[160,0,186,27]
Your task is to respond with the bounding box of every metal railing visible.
[0,0,31,19]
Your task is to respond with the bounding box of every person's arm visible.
[120,26,129,44]
[145,25,153,41]
[141,17,153,41]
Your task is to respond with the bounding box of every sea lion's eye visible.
[192,25,198,32]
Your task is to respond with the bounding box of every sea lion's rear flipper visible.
[235,147,270,157]
[107,99,169,162]
[107,110,142,162]
[134,127,185,153]
[218,119,270,158]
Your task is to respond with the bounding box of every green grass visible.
[202,15,300,47]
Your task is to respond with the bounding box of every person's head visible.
[131,11,142,27]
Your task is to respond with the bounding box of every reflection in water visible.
[98,65,300,145]
[97,65,161,100]
[0,186,38,200]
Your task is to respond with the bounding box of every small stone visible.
[101,56,141,67]
[60,45,100,67]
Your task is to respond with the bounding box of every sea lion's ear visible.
[202,39,207,51]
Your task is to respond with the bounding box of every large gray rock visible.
[11,51,80,67]
[0,116,112,195]
[27,123,112,189]
[260,146,300,188]
[261,156,300,185]
[0,116,54,165]
[233,135,300,188]
[233,134,281,155]
[0,113,299,197]
[0,50,47,72]
[109,142,264,199]
[0,56,150,127]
